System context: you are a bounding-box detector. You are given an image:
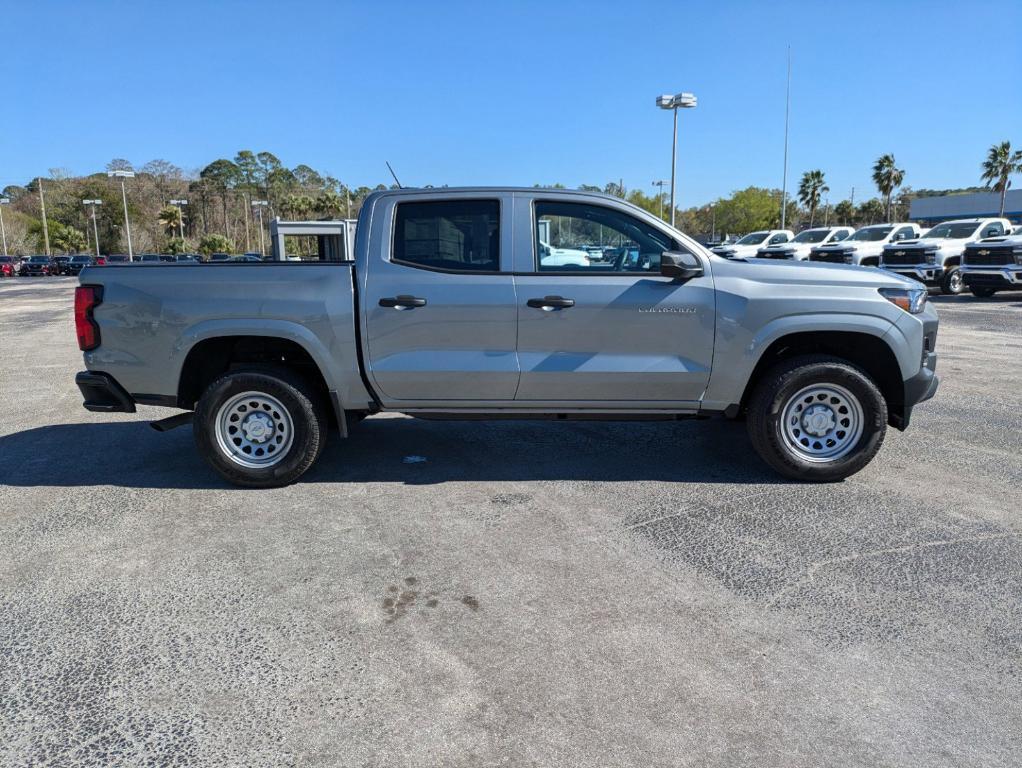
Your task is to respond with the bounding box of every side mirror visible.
[661,250,703,280]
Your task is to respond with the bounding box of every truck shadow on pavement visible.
[0,416,782,489]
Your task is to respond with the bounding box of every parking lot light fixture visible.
[0,197,9,257]
[82,199,103,258]
[656,92,697,227]
[107,169,135,260]
[652,180,669,221]
[252,200,269,256]
[169,199,188,241]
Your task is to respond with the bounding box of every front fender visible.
[701,310,901,411]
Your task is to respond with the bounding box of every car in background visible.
[711,230,794,259]
[207,253,231,262]
[65,255,96,275]
[880,217,1012,294]
[173,254,200,263]
[51,255,71,275]
[229,254,263,262]
[960,231,1022,297]
[0,255,15,277]
[756,226,854,260]
[809,223,923,267]
[537,240,590,267]
[98,254,131,266]
[137,254,164,263]
[20,255,56,276]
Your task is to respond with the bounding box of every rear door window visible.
[393,200,500,272]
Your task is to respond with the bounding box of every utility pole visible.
[0,197,9,257]
[242,192,252,251]
[652,180,669,220]
[83,200,102,258]
[108,170,135,259]
[38,177,51,255]
[252,200,268,256]
[779,46,791,229]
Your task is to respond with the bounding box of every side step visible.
[150,412,194,432]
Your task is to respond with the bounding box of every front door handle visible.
[527,295,575,311]
[379,295,427,309]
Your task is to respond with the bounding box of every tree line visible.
[2,141,1018,255]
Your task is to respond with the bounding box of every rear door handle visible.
[527,295,575,310]
[379,295,427,309]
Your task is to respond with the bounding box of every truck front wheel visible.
[940,267,964,295]
[746,355,887,482]
[194,367,328,488]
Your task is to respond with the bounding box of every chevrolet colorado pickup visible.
[880,217,1012,294]
[74,188,939,487]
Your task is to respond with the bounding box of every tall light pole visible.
[779,46,792,229]
[0,197,9,257]
[652,180,669,221]
[38,177,51,255]
[107,169,135,260]
[252,200,268,256]
[83,200,102,258]
[656,92,697,227]
[169,199,188,241]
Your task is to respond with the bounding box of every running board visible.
[149,412,194,432]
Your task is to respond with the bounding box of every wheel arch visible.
[735,330,906,428]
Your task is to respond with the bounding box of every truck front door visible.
[512,195,715,406]
[361,194,520,405]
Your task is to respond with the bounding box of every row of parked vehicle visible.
[0,251,276,277]
[709,217,1022,297]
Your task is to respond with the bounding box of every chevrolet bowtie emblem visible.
[978,249,990,256]
[894,251,904,256]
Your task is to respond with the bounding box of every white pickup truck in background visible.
[710,229,794,259]
[756,226,855,260]
[880,217,1012,294]
[809,223,923,267]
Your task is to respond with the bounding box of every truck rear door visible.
[511,192,715,406]
[360,192,520,405]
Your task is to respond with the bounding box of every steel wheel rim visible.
[780,383,864,463]
[214,391,294,469]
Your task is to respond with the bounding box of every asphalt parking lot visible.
[1,277,1021,767]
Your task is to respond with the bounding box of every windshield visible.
[736,232,768,245]
[849,226,894,242]
[792,229,830,244]
[71,256,91,262]
[30,256,48,263]
[926,222,980,239]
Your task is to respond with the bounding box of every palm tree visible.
[980,141,1022,218]
[872,154,905,222]
[158,205,183,237]
[797,170,829,227]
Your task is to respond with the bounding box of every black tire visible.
[940,266,964,295]
[746,355,887,482]
[193,367,328,488]
[969,286,997,298]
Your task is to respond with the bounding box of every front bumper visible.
[961,267,1022,289]
[75,371,136,413]
[886,265,944,285]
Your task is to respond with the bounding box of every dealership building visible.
[909,189,1022,225]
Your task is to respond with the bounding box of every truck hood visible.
[814,240,884,255]
[712,243,767,258]
[718,253,917,289]
[886,237,959,250]
[757,242,812,257]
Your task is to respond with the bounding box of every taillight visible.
[75,285,103,351]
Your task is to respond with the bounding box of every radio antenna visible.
[385,161,403,189]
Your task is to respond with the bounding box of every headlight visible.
[879,287,927,314]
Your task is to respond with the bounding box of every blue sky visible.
[3,0,1020,207]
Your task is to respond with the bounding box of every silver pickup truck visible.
[74,188,939,487]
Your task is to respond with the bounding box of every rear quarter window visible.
[393,200,500,272]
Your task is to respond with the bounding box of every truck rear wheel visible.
[940,267,964,295]
[746,355,887,482]
[194,367,328,488]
